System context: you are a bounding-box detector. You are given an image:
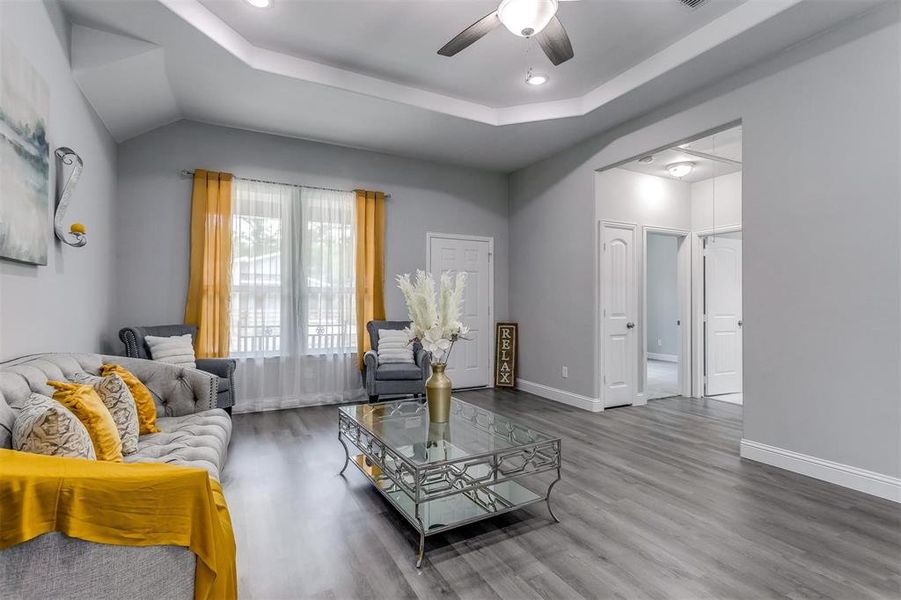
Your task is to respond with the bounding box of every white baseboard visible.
[516,378,603,412]
[648,352,678,362]
[740,439,901,503]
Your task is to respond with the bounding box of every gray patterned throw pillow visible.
[13,393,97,459]
[71,372,140,455]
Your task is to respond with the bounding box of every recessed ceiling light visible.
[666,161,695,178]
[245,0,272,8]
[526,71,548,86]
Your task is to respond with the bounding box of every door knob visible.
[626,322,635,329]
[737,320,743,327]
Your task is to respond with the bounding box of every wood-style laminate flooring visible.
[222,390,901,599]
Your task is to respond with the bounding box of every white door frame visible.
[691,225,742,397]
[642,226,691,399]
[598,220,640,407]
[425,232,495,389]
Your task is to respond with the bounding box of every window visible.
[229,180,356,356]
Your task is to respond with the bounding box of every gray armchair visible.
[363,320,430,402]
[119,324,236,413]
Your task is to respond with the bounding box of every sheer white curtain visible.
[230,179,363,413]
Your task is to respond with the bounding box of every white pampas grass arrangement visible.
[396,270,469,365]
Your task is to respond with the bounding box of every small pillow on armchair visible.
[377,329,415,364]
[145,333,197,368]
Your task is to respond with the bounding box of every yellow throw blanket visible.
[0,449,236,600]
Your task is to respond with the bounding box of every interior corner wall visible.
[0,0,118,360]
[596,168,692,231]
[509,4,900,478]
[114,120,509,338]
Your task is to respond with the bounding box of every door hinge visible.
[602,243,606,251]
[603,375,607,384]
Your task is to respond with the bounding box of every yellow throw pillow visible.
[48,381,123,462]
[100,364,160,435]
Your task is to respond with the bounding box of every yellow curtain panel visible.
[355,190,386,368]
[185,169,233,358]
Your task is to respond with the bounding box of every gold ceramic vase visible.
[426,363,452,423]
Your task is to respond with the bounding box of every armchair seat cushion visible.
[124,409,231,480]
[376,363,424,381]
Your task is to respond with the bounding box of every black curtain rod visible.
[179,170,391,198]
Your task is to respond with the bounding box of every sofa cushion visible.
[0,397,14,449]
[13,393,97,460]
[49,381,123,462]
[217,376,230,392]
[71,372,140,456]
[125,408,231,480]
[376,363,423,381]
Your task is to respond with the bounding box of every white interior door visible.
[704,237,743,395]
[602,223,637,407]
[428,235,492,388]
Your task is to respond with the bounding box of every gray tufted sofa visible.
[0,353,232,600]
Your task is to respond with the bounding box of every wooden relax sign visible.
[495,322,517,388]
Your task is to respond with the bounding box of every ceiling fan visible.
[438,0,574,66]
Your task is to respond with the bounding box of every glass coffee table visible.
[338,397,562,567]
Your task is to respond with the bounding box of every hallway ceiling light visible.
[666,161,695,178]
[244,0,272,8]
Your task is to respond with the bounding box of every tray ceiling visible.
[60,0,883,171]
[195,0,746,107]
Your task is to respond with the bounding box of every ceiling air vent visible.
[678,0,709,8]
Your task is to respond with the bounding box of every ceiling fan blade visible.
[536,16,574,66]
[438,11,500,57]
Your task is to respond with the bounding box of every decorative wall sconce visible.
[54,147,87,247]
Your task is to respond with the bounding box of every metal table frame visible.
[338,399,562,567]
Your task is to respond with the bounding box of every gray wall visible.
[646,233,679,357]
[0,0,118,359]
[509,5,900,477]
[114,120,509,338]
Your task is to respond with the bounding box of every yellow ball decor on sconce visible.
[54,147,87,248]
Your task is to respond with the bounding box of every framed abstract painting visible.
[0,36,50,265]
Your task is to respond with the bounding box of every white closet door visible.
[427,235,492,388]
[705,237,743,396]
[602,224,637,407]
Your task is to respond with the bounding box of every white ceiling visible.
[60,0,881,171]
[619,126,742,182]
[194,0,746,107]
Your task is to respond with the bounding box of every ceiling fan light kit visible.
[437,0,574,66]
[498,0,558,37]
